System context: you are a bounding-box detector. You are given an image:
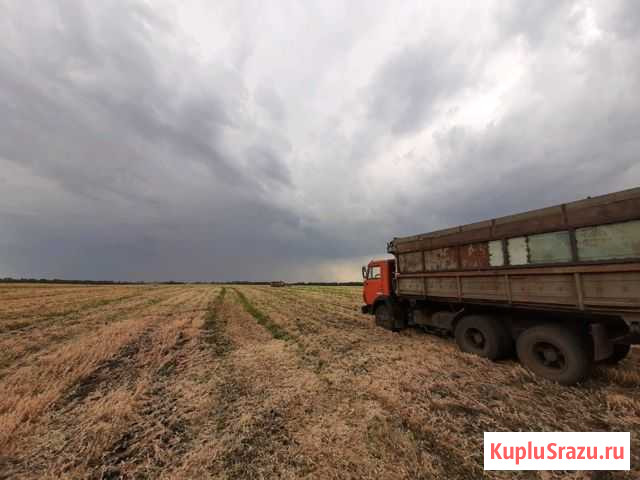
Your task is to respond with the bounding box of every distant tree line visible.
[0,277,363,286]
[0,278,149,285]
[225,281,363,286]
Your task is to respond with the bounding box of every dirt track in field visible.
[0,283,638,479]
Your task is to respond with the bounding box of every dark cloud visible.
[1,0,639,281]
[367,40,471,136]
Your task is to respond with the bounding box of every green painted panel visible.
[528,231,572,264]
[577,220,640,261]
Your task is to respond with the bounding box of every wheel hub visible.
[543,348,558,363]
[465,328,486,349]
[533,342,566,370]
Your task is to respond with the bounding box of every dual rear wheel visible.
[375,307,627,385]
[454,315,512,360]
[515,324,592,385]
[454,316,594,385]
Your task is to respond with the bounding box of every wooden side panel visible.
[397,277,426,295]
[424,247,458,271]
[397,251,423,273]
[527,231,573,264]
[581,272,640,308]
[394,239,424,254]
[461,276,506,300]
[460,242,490,269]
[576,220,640,261]
[430,224,491,248]
[493,206,565,238]
[510,274,577,305]
[566,191,640,228]
[425,277,458,297]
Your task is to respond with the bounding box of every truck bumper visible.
[361,305,371,314]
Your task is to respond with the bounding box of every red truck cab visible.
[361,259,394,313]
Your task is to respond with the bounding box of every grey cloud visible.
[0,1,285,200]
[1,0,640,282]
[494,0,573,46]
[246,145,292,187]
[597,0,640,39]
[255,85,286,124]
[367,41,470,136]
[389,18,640,235]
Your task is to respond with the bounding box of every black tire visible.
[516,324,593,385]
[374,304,406,332]
[375,304,394,330]
[600,344,631,365]
[454,315,511,361]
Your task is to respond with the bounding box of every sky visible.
[1,0,639,282]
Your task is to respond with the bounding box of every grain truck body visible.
[362,187,640,384]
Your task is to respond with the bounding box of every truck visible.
[361,187,640,384]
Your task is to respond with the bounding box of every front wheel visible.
[374,304,405,331]
[516,325,593,385]
[375,304,393,330]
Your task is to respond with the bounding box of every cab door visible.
[363,263,383,306]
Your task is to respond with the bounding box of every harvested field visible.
[0,283,638,479]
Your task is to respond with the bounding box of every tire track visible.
[3,287,214,479]
[0,289,176,375]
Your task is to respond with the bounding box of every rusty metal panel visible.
[460,220,493,232]
[566,189,640,228]
[576,220,640,261]
[461,276,506,300]
[430,226,491,249]
[397,252,423,273]
[510,274,577,305]
[394,239,425,254]
[424,247,458,271]
[429,226,461,238]
[397,277,425,295]
[527,231,572,264]
[460,242,489,269]
[493,206,565,238]
[425,277,458,297]
[489,240,504,266]
[508,237,529,265]
[581,271,640,308]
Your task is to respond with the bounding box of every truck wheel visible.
[375,303,407,332]
[454,315,511,360]
[600,344,631,365]
[516,325,592,385]
[375,305,394,331]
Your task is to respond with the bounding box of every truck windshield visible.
[368,266,381,279]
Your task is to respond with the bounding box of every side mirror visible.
[362,266,367,279]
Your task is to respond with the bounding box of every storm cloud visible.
[1,0,639,281]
